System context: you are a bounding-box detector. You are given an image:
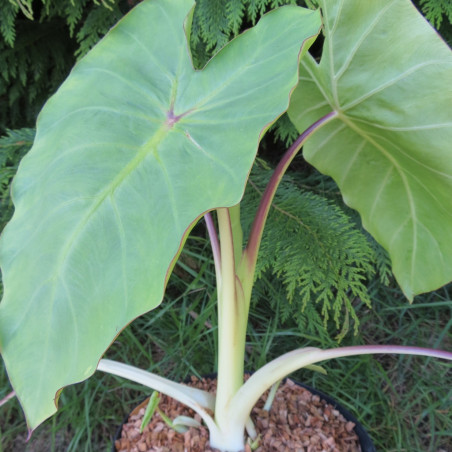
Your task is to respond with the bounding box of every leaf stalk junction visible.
[97,111,452,451]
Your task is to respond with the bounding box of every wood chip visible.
[114,377,362,452]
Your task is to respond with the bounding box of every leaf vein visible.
[369,165,394,222]
[308,122,346,160]
[352,117,452,132]
[339,138,366,185]
[110,195,129,313]
[334,0,396,81]
[341,60,447,111]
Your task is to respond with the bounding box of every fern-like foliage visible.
[252,272,332,341]
[0,128,34,230]
[0,18,74,133]
[190,0,298,67]
[419,0,452,29]
[0,0,19,46]
[74,4,122,59]
[268,113,299,147]
[0,0,122,133]
[241,161,392,338]
[0,0,115,46]
[415,0,452,46]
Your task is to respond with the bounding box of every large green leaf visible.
[288,0,452,299]
[0,0,321,429]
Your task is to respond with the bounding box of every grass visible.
[0,230,451,452]
[248,278,452,451]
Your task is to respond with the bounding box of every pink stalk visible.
[228,344,452,434]
[318,345,452,361]
[244,110,338,271]
[0,390,15,407]
[247,345,452,396]
[205,212,221,277]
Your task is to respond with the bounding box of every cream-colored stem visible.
[97,359,218,434]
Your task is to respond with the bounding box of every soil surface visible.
[114,377,362,452]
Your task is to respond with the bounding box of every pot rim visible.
[111,375,376,452]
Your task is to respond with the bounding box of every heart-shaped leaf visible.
[288,0,452,299]
[0,0,321,430]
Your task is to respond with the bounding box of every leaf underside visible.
[288,0,452,299]
[0,0,321,430]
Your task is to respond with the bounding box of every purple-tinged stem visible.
[317,345,452,363]
[205,212,221,278]
[0,390,15,408]
[244,345,452,400]
[165,106,194,128]
[215,208,246,427]
[228,344,452,433]
[244,111,337,272]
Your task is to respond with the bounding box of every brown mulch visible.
[114,377,362,452]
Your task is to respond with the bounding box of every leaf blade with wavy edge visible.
[0,0,321,430]
[288,0,452,299]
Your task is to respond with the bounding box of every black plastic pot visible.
[112,377,376,452]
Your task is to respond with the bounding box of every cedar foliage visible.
[418,0,452,29]
[416,0,452,45]
[242,161,392,338]
[190,0,297,67]
[0,0,123,133]
[0,128,34,230]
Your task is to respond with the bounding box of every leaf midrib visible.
[53,121,171,280]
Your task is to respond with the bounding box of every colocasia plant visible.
[0,0,451,450]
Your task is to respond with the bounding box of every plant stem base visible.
[114,377,363,452]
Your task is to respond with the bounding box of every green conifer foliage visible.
[419,0,452,29]
[0,128,34,230]
[190,0,298,67]
[0,0,122,133]
[242,161,392,338]
[415,0,452,45]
